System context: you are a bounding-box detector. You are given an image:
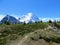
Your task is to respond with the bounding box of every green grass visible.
[0,22,60,45]
[0,22,48,45]
[35,29,60,43]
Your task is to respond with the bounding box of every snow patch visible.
[20,13,33,23]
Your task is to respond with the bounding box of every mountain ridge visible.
[0,13,60,24]
[1,15,20,24]
[19,13,39,24]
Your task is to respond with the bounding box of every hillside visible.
[17,29,60,45]
[0,22,60,45]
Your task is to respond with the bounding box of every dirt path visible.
[9,36,22,45]
[17,29,43,45]
[17,32,34,45]
[9,29,40,45]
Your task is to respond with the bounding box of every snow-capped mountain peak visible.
[19,13,39,24]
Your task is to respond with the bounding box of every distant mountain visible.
[0,14,60,24]
[1,15,20,24]
[19,13,39,24]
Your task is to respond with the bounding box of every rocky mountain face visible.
[1,15,20,24]
[0,13,39,24]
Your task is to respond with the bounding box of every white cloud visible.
[0,15,5,21]
[39,18,60,22]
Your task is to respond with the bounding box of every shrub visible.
[55,37,60,43]
[39,34,42,39]
[48,20,52,23]
[43,36,51,42]
[30,37,35,40]
[0,37,7,45]
[4,21,10,25]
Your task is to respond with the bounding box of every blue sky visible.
[0,0,60,19]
